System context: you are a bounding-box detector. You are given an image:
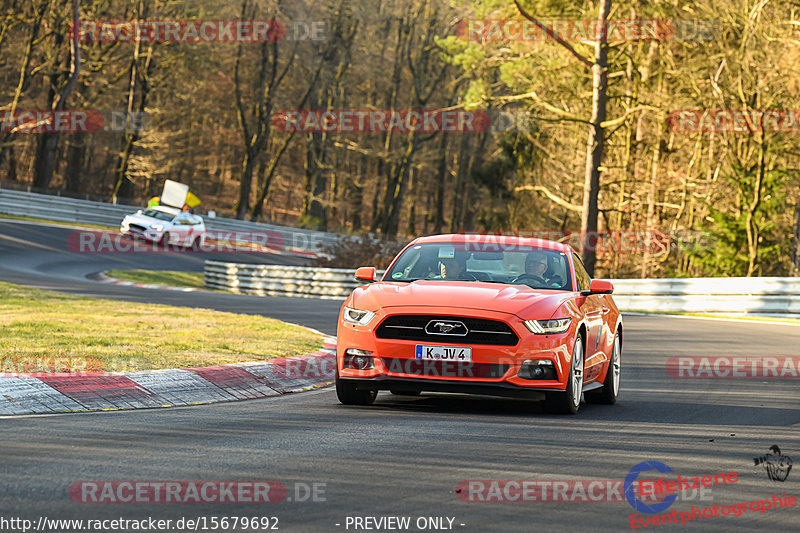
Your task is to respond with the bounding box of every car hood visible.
[350,280,574,320]
[124,213,166,226]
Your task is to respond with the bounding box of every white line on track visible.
[623,312,800,327]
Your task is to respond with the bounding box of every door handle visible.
[602,306,609,314]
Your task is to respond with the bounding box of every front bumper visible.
[340,375,551,400]
[120,223,162,242]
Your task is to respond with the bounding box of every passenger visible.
[439,258,464,279]
[436,256,477,280]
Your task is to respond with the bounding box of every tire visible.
[336,377,377,405]
[159,232,171,249]
[389,389,421,396]
[544,336,584,415]
[586,332,620,405]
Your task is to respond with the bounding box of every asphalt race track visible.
[1,219,799,532]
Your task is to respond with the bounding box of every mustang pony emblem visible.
[433,322,459,333]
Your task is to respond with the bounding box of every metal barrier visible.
[205,261,800,314]
[609,278,800,314]
[204,261,383,300]
[0,187,339,254]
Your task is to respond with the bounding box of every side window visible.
[572,253,591,291]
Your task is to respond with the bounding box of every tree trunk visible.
[0,0,48,173]
[302,130,328,229]
[33,0,82,190]
[640,128,662,278]
[433,131,448,233]
[745,140,767,276]
[236,148,257,218]
[792,202,800,276]
[64,134,86,192]
[579,0,611,276]
[347,153,366,232]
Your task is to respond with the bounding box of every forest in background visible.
[1,0,799,278]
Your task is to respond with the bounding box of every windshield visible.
[384,243,573,291]
[140,209,174,222]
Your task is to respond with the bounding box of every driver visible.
[513,254,559,286]
[524,254,548,281]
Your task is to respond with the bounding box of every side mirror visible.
[583,279,614,295]
[354,267,377,283]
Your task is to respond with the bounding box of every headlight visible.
[151,224,164,231]
[342,306,376,325]
[523,318,571,334]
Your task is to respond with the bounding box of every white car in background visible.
[120,205,206,248]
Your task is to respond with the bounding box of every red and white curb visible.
[0,338,337,416]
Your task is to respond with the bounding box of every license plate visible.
[415,345,472,362]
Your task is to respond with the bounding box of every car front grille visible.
[375,315,519,346]
[128,223,148,232]
[381,358,509,379]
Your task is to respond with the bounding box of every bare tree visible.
[32,0,81,190]
[515,0,610,275]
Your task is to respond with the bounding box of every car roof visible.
[409,233,573,254]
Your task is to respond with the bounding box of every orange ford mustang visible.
[335,234,622,414]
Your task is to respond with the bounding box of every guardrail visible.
[609,278,800,314]
[204,261,382,299]
[0,187,339,255]
[205,261,800,314]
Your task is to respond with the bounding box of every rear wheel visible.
[544,336,584,415]
[586,332,620,405]
[336,377,377,405]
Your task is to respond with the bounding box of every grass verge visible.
[0,281,323,372]
[106,269,206,290]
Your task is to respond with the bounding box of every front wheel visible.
[586,332,620,405]
[336,377,377,405]
[544,336,584,415]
